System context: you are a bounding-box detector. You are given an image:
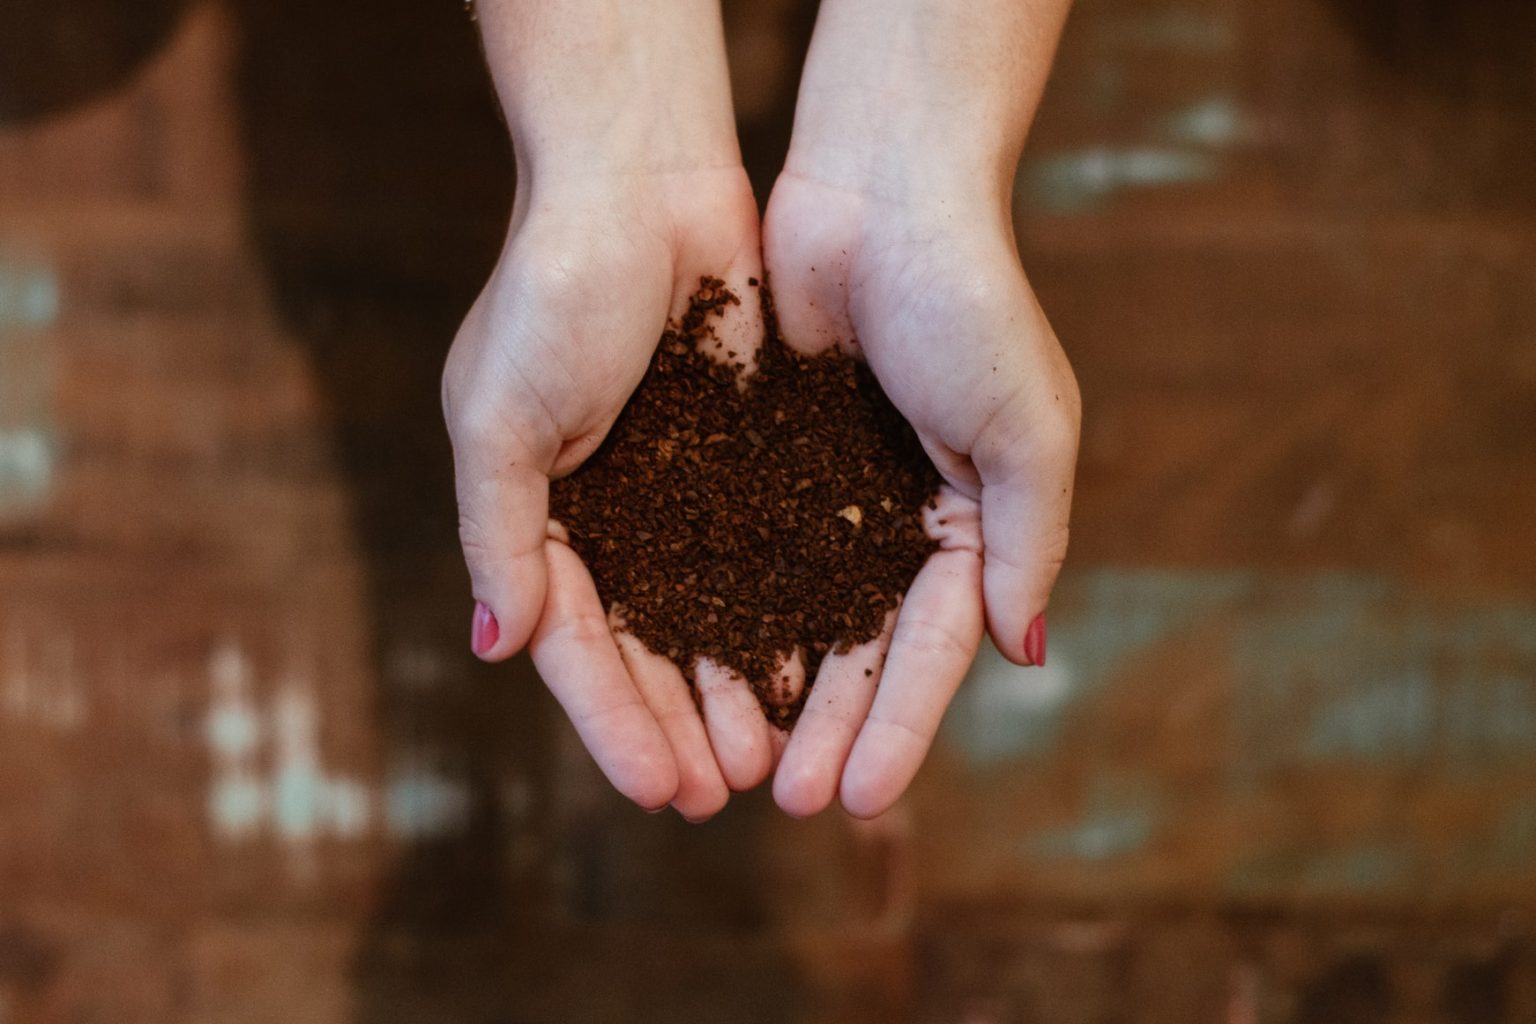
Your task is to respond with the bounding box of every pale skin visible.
[443,0,1080,821]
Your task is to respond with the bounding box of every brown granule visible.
[550,278,939,726]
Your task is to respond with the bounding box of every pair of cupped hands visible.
[443,158,1079,822]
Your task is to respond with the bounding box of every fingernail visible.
[1024,613,1046,667]
[471,601,499,657]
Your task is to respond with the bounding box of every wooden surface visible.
[1,0,1534,1021]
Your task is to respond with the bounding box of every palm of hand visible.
[444,169,779,818]
[761,172,1078,817]
[446,167,1077,822]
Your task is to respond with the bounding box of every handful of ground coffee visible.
[550,278,940,726]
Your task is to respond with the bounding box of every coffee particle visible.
[550,278,939,725]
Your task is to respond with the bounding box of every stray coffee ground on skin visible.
[550,278,940,726]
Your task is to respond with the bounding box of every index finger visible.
[838,542,984,819]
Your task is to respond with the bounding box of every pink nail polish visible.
[471,601,499,657]
[1024,613,1046,667]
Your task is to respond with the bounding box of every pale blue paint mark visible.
[327,778,372,839]
[209,774,265,837]
[0,428,55,511]
[1228,843,1414,896]
[1022,147,1220,212]
[1440,675,1536,766]
[273,766,323,840]
[945,641,1082,764]
[0,260,59,328]
[1159,96,1244,147]
[1232,577,1536,774]
[0,254,59,513]
[1304,668,1436,759]
[273,765,376,841]
[946,569,1249,763]
[946,568,1536,775]
[386,764,470,838]
[271,686,323,841]
[206,699,260,758]
[1028,780,1162,862]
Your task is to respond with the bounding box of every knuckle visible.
[1033,392,1081,465]
[456,510,494,558]
[894,616,970,663]
[447,395,501,452]
[1037,522,1071,573]
[544,611,615,652]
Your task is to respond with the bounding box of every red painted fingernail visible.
[1024,613,1046,667]
[471,601,499,657]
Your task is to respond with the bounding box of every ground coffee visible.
[550,278,940,726]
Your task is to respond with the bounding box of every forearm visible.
[785,0,1073,200]
[476,0,742,186]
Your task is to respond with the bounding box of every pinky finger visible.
[531,543,679,810]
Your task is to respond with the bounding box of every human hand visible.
[762,171,1079,818]
[444,168,772,821]
[445,0,775,821]
[761,0,1079,818]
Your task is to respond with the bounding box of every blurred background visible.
[2,0,1535,1020]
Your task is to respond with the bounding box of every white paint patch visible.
[0,428,54,509]
[0,259,60,328]
[1159,96,1247,147]
[206,642,265,840]
[1022,147,1220,212]
[0,256,60,514]
[206,645,261,757]
[946,640,1081,763]
[326,777,372,839]
[271,682,325,842]
[203,644,391,849]
[1029,794,1160,862]
[1305,669,1437,760]
[210,772,266,837]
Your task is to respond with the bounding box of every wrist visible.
[782,125,1017,211]
[784,0,1070,204]
[516,164,757,257]
[478,0,742,182]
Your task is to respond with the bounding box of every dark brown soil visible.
[549,277,939,726]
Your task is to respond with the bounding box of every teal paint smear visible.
[1028,780,1163,862]
[1231,576,1536,774]
[385,764,469,838]
[1158,95,1244,147]
[946,568,1536,774]
[1228,843,1416,897]
[0,259,59,328]
[0,252,60,514]
[209,776,264,836]
[1021,147,1220,213]
[945,569,1250,764]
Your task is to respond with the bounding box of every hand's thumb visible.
[975,385,1078,667]
[449,412,551,662]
